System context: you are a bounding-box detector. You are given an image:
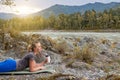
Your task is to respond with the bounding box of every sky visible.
[0,0,120,15]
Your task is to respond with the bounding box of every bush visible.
[66,60,75,68]
[99,74,120,80]
[36,73,76,80]
[71,43,97,64]
[9,28,21,39]
[53,40,69,54]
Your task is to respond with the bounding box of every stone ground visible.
[0,32,120,80]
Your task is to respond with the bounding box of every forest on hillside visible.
[0,8,120,31]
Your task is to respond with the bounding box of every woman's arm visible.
[29,58,49,72]
[29,59,45,72]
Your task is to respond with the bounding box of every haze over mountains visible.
[0,2,120,19]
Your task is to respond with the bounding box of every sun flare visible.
[15,6,39,15]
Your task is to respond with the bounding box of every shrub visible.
[72,43,97,64]
[99,74,120,80]
[53,40,69,54]
[36,73,76,80]
[9,28,21,39]
[66,60,75,68]
[47,36,57,47]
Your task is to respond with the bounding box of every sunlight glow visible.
[15,6,39,15]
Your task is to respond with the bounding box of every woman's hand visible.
[39,66,46,70]
[29,59,46,72]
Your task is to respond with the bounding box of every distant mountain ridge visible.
[0,2,120,19]
[33,2,120,17]
[0,13,17,19]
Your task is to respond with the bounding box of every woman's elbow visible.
[30,69,36,72]
[29,67,36,72]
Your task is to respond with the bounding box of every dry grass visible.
[0,77,16,80]
[47,36,58,47]
[36,73,76,80]
[99,74,120,80]
[53,40,69,54]
[65,43,98,65]
[9,29,21,39]
[64,43,98,68]
[66,60,75,68]
[100,38,111,47]
[46,37,70,54]
[74,43,97,64]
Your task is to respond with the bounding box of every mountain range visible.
[0,2,120,19]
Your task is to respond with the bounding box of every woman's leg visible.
[0,59,16,72]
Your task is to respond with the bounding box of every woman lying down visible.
[0,41,50,72]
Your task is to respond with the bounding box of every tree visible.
[102,13,109,29]
[83,10,89,29]
[90,9,97,29]
[48,14,56,29]
[113,16,119,28]
[0,0,15,6]
[58,14,68,30]
[70,12,83,30]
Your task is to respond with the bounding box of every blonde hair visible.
[27,41,40,52]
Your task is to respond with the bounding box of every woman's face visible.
[34,42,42,53]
